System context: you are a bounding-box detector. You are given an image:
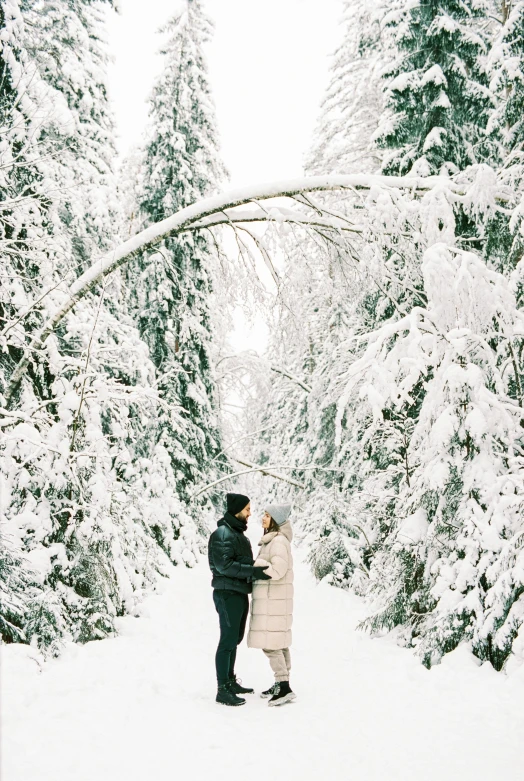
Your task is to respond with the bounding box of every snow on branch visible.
[191,462,307,497]
[70,172,466,299]
[270,365,312,393]
[191,456,353,498]
[189,206,364,234]
[5,172,484,403]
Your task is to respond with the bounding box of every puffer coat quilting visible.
[247,521,294,651]
[208,513,254,594]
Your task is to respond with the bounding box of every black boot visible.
[229,676,254,695]
[268,680,296,707]
[216,682,246,707]
[260,682,279,699]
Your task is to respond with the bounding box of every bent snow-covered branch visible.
[6,173,476,403]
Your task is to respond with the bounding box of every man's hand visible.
[252,565,271,581]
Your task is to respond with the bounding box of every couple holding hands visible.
[208,493,295,707]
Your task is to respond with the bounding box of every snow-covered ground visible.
[3,552,523,781]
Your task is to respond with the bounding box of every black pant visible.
[213,589,249,686]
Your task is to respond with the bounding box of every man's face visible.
[236,502,251,522]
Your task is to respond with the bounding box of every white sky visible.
[106,0,343,351]
[107,0,343,186]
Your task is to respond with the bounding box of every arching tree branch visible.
[191,463,306,498]
[191,456,352,498]
[5,173,471,403]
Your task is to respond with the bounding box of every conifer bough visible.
[6,172,473,404]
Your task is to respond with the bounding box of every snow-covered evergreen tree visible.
[375,0,496,176]
[21,0,119,270]
[486,1,524,276]
[124,0,227,516]
[0,0,59,645]
[292,0,524,664]
[307,0,388,175]
[0,0,190,655]
[348,244,524,670]
[0,537,35,643]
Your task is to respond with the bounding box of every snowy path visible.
[3,553,523,781]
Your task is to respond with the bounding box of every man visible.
[208,493,270,706]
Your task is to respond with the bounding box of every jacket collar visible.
[259,530,279,545]
[259,521,293,546]
[220,512,247,534]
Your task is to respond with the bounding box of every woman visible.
[247,503,296,706]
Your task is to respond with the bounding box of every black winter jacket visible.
[208,512,254,594]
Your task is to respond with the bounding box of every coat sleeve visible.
[211,527,254,580]
[255,537,289,580]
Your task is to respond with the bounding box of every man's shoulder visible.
[210,522,231,541]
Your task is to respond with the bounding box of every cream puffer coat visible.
[247,521,293,650]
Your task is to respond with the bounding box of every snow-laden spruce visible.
[375,0,497,176]
[486,1,524,276]
[21,0,120,268]
[0,0,64,644]
[0,0,205,655]
[120,0,228,520]
[307,0,388,176]
[245,1,524,672]
[338,243,524,669]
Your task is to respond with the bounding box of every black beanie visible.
[226,493,250,515]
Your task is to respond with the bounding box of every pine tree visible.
[21,0,120,271]
[1,0,181,654]
[0,0,56,645]
[375,0,496,176]
[0,0,55,386]
[126,0,226,517]
[486,1,524,276]
[296,1,413,588]
[355,244,524,670]
[307,0,388,175]
[489,2,524,161]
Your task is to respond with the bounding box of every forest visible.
[1,0,524,680]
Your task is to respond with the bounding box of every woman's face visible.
[262,511,271,529]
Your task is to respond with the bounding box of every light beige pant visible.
[263,648,291,682]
